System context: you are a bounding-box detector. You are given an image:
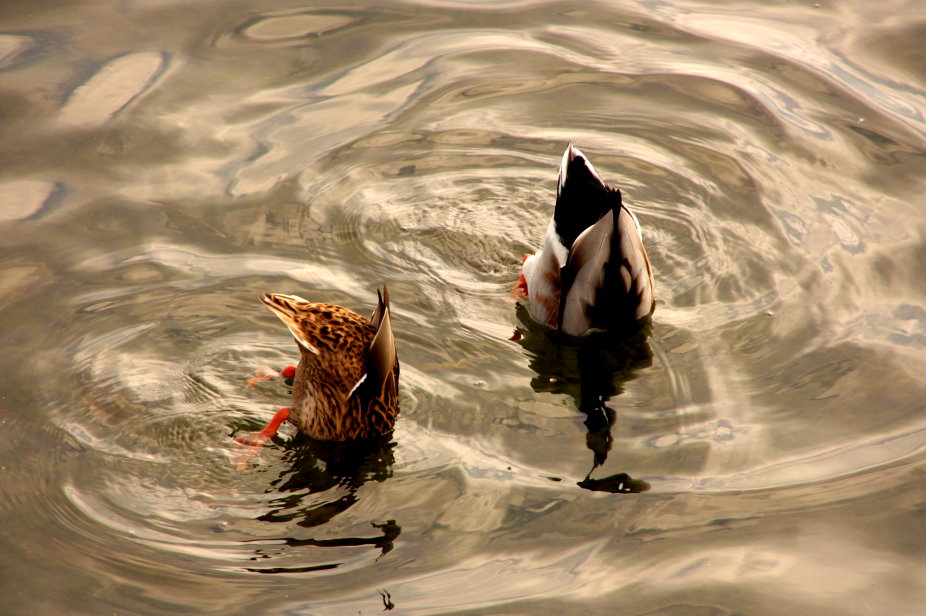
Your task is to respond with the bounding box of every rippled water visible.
[1,0,925,614]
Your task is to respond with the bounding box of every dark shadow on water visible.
[513,303,653,494]
[244,434,400,574]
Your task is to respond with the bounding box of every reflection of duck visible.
[237,286,399,450]
[513,145,655,336]
[245,435,401,574]
[514,304,652,494]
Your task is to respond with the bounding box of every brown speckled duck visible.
[512,145,655,335]
[237,286,399,450]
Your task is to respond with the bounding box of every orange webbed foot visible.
[232,406,291,470]
[506,273,529,305]
[507,255,530,305]
[247,365,297,387]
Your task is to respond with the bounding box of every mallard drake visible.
[236,286,399,450]
[513,145,655,335]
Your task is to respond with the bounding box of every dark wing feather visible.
[369,285,386,330]
[351,285,399,406]
[559,210,614,336]
[559,199,655,335]
[615,206,655,321]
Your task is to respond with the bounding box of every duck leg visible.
[507,254,531,304]
[508,273,529,303]
[233,406,291,469]
[247,364,297,387]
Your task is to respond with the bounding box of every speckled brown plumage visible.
[259,286,399,441]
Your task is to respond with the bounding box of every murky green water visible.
[1,1,925,614]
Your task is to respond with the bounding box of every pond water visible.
[1,0,925,614]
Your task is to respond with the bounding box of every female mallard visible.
[513,145,655,335]
[237,286,399,448]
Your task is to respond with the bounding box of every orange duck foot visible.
[506,272,529,305]
[246,365,297,387]
[233,406,291,470]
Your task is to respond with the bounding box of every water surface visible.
[1,0,925,614]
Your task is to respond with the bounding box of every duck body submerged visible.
[517,145,655,336]
[258,286,399,441]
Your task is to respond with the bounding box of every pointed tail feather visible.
[260,293,320,354]
[554,145,615,251]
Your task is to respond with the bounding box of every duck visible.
[512,144,655,336]
[236,285,399,452]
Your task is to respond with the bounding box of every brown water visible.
[1,1,925,614]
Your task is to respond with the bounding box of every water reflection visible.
[513,304,652,494]
[244,435,400,573]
